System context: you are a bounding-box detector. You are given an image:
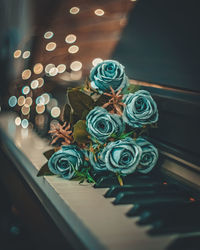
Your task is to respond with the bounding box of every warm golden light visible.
[69,7,80,14]
[22,51,30,59]
[25,97,33,106]
[94,9,104,16]
[49,67,58,76]
[22,86,30,95]
[57,64,66,73]
[44,31,54,39]
[33,63,43,74]
[36,104,45,114]
[68,45,79,54]
[18,96,25,106]
[51,107,61,118]
[37,77,44,88]
[46,42,56,51]
[14,50,21,58]
[21,104,30,115]
[45,64,55,74]
[15,117,21,126]
[31,80,39,89]
[22,69,31,80]
[65,34,77,44]
[70,61,82,71]
[92,58,103,66]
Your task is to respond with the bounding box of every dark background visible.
[113,0,200,164]
[113,0,200,92]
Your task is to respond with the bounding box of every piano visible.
[0,0,200,249]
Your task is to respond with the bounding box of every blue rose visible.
[86,107,124,143]
[89,144,108,172]
[102,137,142,175]
[123,90,158,128]
[48,145,84,179]
[136,137,158,174]
[90,60,128,93]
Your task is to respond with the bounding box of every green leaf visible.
[125,84,140,94]
[37,162,55,176]
[73,120,90,144]
[63,103,71,122]
[68,90,94,123]
[43,149,55,160]
[116,173,124,186]
[94,94,110,107]
[120,131,134,139]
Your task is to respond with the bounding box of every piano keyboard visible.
[0,113,200,250]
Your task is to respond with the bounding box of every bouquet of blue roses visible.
[38,60,159,185]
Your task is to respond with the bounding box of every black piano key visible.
[113,189,188,205]
[126,200,190,217]
[94,174,156,188]
[167,235,200,250]
[105,183,178,198]
[137,203,186,225]
[149,202,200,235]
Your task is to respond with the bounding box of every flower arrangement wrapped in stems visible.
[38,60,159,186]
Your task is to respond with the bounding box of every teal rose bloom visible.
[89,144,107,172]
[136,138,158,174]
[102,137,142,175]
[123,90,158,128]
[86,107,124,143]
[90,60,128,93]
[48,145,84,179]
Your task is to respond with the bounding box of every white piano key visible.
[0,113,184,250]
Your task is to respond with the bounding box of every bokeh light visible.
[69,7,80,14]
[70,61,82,71]
[51,107,60,118]
[15,117,21,126]
[45,64,55,74]
[33,63,43,74]
[36,104,45,114]
[94,9,104,16]
[57,64,66,73]
[68,45,79,54]
[21,104,30,115]
[25,97,33,106]
[41,93,50,105]
[65,34,77,44]
[31,80,39,89]
[44,31,54,39]
[22,51,30,59]
[92,58,103,66]
[46,42,56,51]
[18,96,25,106]
[13,50,21,58]
[49,67,58,76]
[8,96,17,107]
[37,77,44,88]
[22,69,31,80]
[22,86,30,95]
[21,119,29,128]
